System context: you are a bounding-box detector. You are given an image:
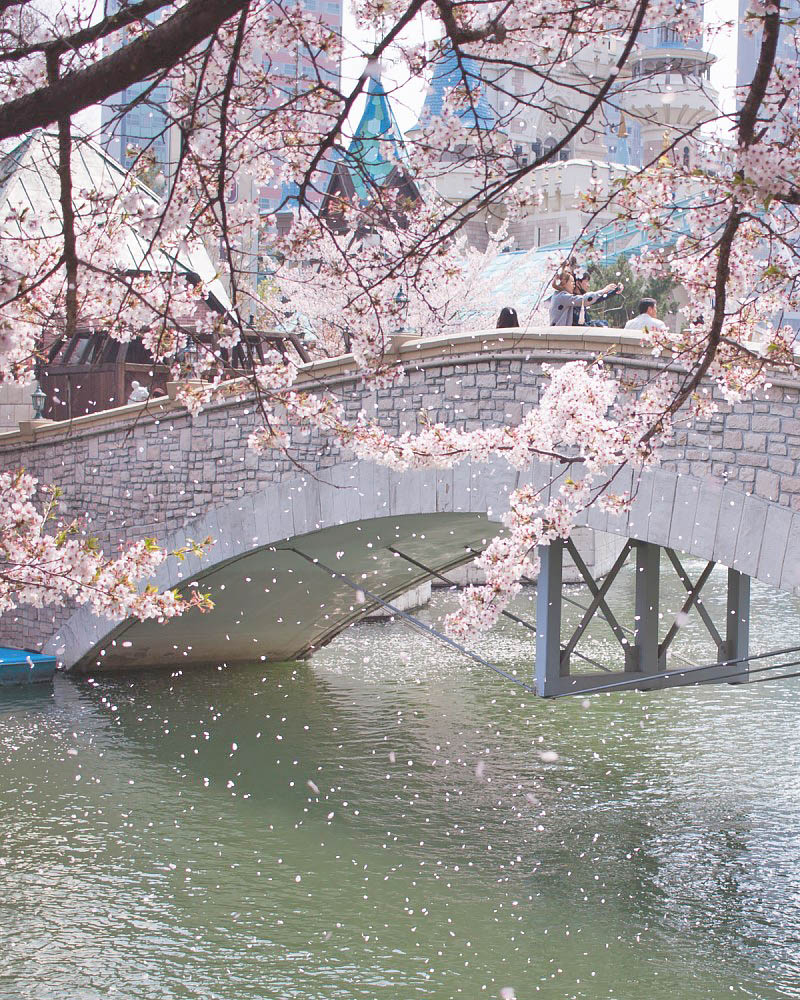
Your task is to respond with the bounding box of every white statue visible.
[128,380,150,403]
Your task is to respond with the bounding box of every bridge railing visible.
[0,326,792,448]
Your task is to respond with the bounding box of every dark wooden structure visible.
[40,328,310,421]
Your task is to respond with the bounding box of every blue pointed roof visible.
[414,45,496,132]
[343,70,408,202]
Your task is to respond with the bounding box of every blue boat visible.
[0,647,57,685]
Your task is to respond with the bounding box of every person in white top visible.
[624,297,668,332]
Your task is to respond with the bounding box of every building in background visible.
[0,130,236,427]
[407,19,717,252]
[100,0,344,291]
[320,64,422,234]
[100,0,178,189]
[737,0,800,102]
[737,0,800,335]
[250,0,344,287]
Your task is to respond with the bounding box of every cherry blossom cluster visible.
[0,470,213,621]
[270,213,517,367]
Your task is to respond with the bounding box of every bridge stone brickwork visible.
[2,327,800,669]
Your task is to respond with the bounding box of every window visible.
[657,26,684,47]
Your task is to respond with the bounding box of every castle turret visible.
[405,45,501,243]
[320,62,421,230]
[410,44,497,133]
[620,24,718,168]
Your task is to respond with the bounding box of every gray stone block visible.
[645,468,677,546]
[435,467,455,513]
[691,479,723,559]
[756,469,781,501]
[713,487,745,568]
[779,513,800,592]
[757,503,792,586]
[627,468,654,541]
[732,495,768,576]
[725,414,750,430]
[723,430,743,449]
[668,476,700,551]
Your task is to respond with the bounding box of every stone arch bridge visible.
[3,327,800,696]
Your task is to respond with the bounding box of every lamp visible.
[31,382,46,420]
[394,287,409,335]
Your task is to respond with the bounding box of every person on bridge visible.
[624,297,668,333]
[572,267,622,326]
[496,306,520,328]
[548,266,621,327]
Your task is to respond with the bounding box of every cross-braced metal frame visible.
[536,539,750,697]
[348,536,751,700]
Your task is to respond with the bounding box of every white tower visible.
[620,24,718,169]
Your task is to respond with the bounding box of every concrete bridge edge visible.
[45,458,800,670]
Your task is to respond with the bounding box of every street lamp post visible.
[31,382,46,420]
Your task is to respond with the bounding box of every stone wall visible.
[2,329,799,653]
[0,384,34,432]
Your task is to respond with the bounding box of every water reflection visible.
[0,561,799,998]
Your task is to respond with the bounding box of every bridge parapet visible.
[2,327,800,662]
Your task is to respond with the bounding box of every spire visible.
[320,63,422,224]
[413,44,496,132]
[343,69,408,203]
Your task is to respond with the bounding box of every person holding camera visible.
[548,264,622,327]
[572,267,623,326]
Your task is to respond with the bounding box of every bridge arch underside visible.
[53,462,800,675]
[68,512,499,672]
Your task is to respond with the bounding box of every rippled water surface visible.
[2,561,800,999]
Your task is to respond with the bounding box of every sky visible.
[704,0,739,120]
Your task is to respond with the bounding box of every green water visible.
[2,561,800,999]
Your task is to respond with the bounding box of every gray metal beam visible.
[725,568,750,683]
[634,542,661,675]
[559,540,633,664]
[565,536,629,650]
[535,540,565,696]
[659,556,717,660]
[664,547,723,649]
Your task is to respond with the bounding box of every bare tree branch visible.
[45,49,78,340]
[0,0,249,141]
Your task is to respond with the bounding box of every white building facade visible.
[408,24,718,253]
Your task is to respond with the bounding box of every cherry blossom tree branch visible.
[1,0,175,62]
[46,50,78,341]
[0,0,249,141]
[638,4,782,448]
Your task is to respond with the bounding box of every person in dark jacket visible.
[572,268,622,326]
[496,306,520,328]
